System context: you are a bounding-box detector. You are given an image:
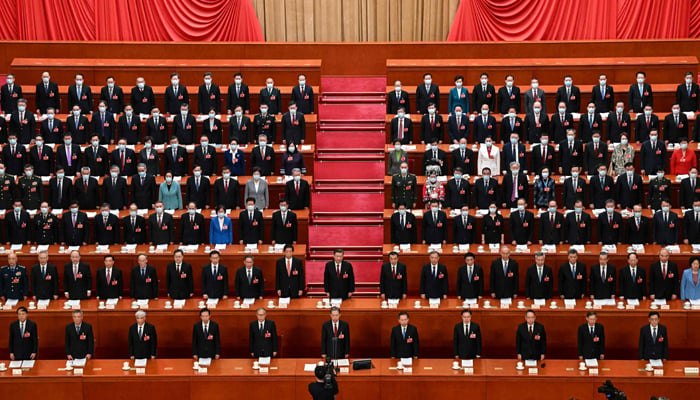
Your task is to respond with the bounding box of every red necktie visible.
[334,324,338,337]
[224,180,228,192]
[398,118,403,139]
[38,147,41,159]
[287,259,291,276]
[647,117,650,127]
[431,116,434,129]
[121,151,125,170]
[662,264,666,278]
[295,181,299,195]
[106,269,111,284]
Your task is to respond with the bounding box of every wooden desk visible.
[0,297,698,361]
[0,358,696,400]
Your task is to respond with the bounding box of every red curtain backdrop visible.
[0,0,263,41]
[449,0,700,41]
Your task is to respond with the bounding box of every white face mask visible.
[17,106,25,112]
[564,79,572,86]
[686,78,693,84]
[5,78,13,84]
[481,109,489,115]
[137,82,145,88]
[111,172,118,178]
[454,111,462,117]
[541,172,549,178]
[558,108,566,113]
[428,108,435,115]
[193,171,202,178]
[531,82,539,89]
[480,78,488,85]
[260,108,268,114]
[588,108,595,113]
[253,174,260,181]
[144,143,152,149]
[152,112,160,118]
[223,173,231,179]
[47,114,54,120]
[258,141,266,147]
[533,107,541,113]
[247,205,255,211]
[616,107,623,113]
[424,79,432,85]
[620,139,628,145]
[637,78,645,84]
[171,79,179,85]
[508,112,516,118]
[489,207,497,213]
[455,82,462,88]
[506,81,513,87]
[204,78,212,85]
[235,79,242,85]
[125,110,133,117]
[266,83,274,89]
[201,141,209,147]
[644,110,652,116]
[180,110,188,116]
[235,111,242,117]
[75,80,83,85]
[600,80,606,85]
[73,110,81,116]
[298,80,306,86]
[42,77,49,83]
[395,86,401,92]
[99,107,106,113]
[672,108,680,115]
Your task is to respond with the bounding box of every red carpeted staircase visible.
[306,76,387,296]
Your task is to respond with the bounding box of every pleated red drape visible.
[448,0,700,41]
[0,0,263,41]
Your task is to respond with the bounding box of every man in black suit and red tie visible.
[128,310,158,360]
[118,105,141,145]
[583,131,607,175]
[636,105,660,143]
[550,101,574,143]
[639,311,667,360]
[166,249,194,300]
[321,306,349,359]
[516,309,546,361]
[677,72,700,112]
[67,73,93,115]
[539,200,564,245]
[391,107,413,144]
[180,202,206,245]
[606,101,630,143]
[648,248,679,301]
[124,203,147,245]
[234,255,264,300]
[229,105,252,144]
[590,74,615,113]
[324,249,355,300]
[387,81,410,115]
[9,307,38,360]
[35,71,60,114]
[164,136,189,176]
[192,308,220,360]
[555,75,581,113]
[391,204,417,245]
[284,169,309,210]
[100,76,124,115]
[510,198,534,245]
[578,311,605,360]
[1,73,22,114]
[447,105,470,144]
[619,252,646,300]
[498,75,520,114]
[380,251,407,300]
[63,251,92,299]
[249,308,278,357]
[281,102,305,144]
[95,254,123,300]
[198,72,221,114]
[416,73,440,114]
[10,100,36,145]
[213,167,239,210]
[589,252,616,300]
[91,101,116,144]
[453,309,481,359]
[30,134,54,177]
[172,103,196,145]
[291,74,314,115]
[490,246,519,299]
[227,73,250,114]
[146,107,168,144]
[275,245,305,298]
[472,73,496,113]
[271,199,297,245]
[260,77,282,115]
[201,251,229,300]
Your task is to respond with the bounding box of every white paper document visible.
[72,358,87,367]
[134,359,147,367]
[198,358,211,366]
[400,358,413,366]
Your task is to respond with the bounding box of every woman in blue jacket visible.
[158,171,182,209]
[448,74,469,116]
[209,205,233,244]
[225,138,246,176]
[681,257,700,300]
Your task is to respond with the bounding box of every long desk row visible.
[0,298,698,362]
[0,358,696,400]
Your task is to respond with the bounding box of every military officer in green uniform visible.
[0,163,16,210]
[253,104,277,143]
[33,201,59,245]
[0,253,28,301]
[391,161,418,209]
[17,164,42,210]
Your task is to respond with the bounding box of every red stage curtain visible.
[0,0,263,41]
[448,0,698,41]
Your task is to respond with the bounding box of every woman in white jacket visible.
[477,137,500,176]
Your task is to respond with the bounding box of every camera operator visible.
[308,365,338,400]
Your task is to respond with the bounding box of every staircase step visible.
[320,76,386,95]
[318,103,386,122]
[319,95,386,104]
[316,130,386,152]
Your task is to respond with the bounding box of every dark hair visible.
[461,309,472,316]
[388,251,399,257]
[173,249,184,256]
[284,244,294,252]
[103,255,114,261]
[199,308,210,316]
[17,307,28,314]
[648,311,660,318]
[464,252,475,260]
[398,311,409,318]
[209,250,220,257]
[586,311,597,318]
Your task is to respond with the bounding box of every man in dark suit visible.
[456,252,484,300]
[497,75,520,114]
[145,108,168,144]
[390,312,419,359]
[10,100,36,145]
[453,205,477,245]
[472,169,499,210]
[420,251,448,299]
[619,253,646,300]
[198,72,221,114]
[180,203,206,245]
[275,245,305,298]
[524,102,549,143]
[559,130,584,174]
[444,167,469,209]
[227,73,250,114]
[472,73,496,112]
[65,310,93,360]
[164,137,188,176]
[578,103,603,143]
[652,202,679,245]
[128,310,157,360]
[95,255,123,299]
[590,74,615,113]
[249,308,278,357]
[3,133,28,176]
[166,249,194,299]
[390,107,413,144]
[663,105,689,143]
[61,204,89,247]
[625,204,651,245]
[321,307,350,359]
[639,131,666,175]
[280,102,306,144]
[379,249,410,302]
[284,171,310,210]
[524,79,546,114]
[130,254,158,300]
[54,134,82,177]
[605,102,630,143]
[583,132,608,175]
[1,74,22,114]
[510,199,534,245]
[558,249,587,299]
[172,103,196,145]
[271,200,297,245]
[260,78,282,115]
[648,249,679,301]
[29,134,54,176]
[516,310,546,360]
[193,136,217,177]
[589,165,614,209]
[677,72,700,112]
[324,249,355,299]
[94,204,120,245]
[65,106,90,144]
[490,246,519,299]
[100,76,124,115]
[83,136,109,177]
[391,204,417,245]
[539,201,565,245]
[628,72,653,113]
[578,312,605,360]
[91,101,116,144]
[185,167,211,209]
[132,165,158,209]
[446,105,470,143]
[555,75,581,113]
[30,251,59,300]
[639,312,668,360]
[680,168,700,209]
[124,203,147,245]
[387,81,410,114]
[110,139,137,177]
[6,201,31,245]
[473,105,497,143]
[422,200,447,244]
[423,139,447,174]
[501,133,526,175]
[40,110,64,144]
[684,202,700,244]
[213,167,240,210]
[550,102,574,143]
[131,78,155,116]
[35,72,60,114]
[565,202,591,244]
[562,166,586,209]
[102,166,128,210]
[192,308,220,360]
[589,252,617,299]
[148,203,174,245]
[9,307,37,360]
[201,251,229,299]
[598,200,624,245]
[239,198,264,245]
[529,134,554,174]
[73,167,99,209]
[234,256,264,299]
[636,106,660,143]
[416,73,440,114]
[420,105,444,144]
[251,135,275,176]
[67,74,92,115]
[453,309,481,359]
[164,73,189,115]
[525,252,554,299]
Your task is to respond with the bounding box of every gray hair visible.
[135,310,146,318]
[534,251,545,258]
